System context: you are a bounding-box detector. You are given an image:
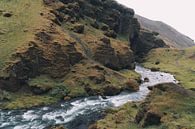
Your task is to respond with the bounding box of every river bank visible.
[0,65,177,129]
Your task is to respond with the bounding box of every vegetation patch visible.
[143,47,195,89]
[1,94,57,110]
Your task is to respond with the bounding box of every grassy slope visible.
[0,0,58,109]
[143,47,195,89]
[0,0,45,75]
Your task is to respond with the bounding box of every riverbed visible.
[0,65,177,129]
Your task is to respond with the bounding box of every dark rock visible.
[143,111,161,127]
[31,86,51,95]
[3,12,12,17]
[55,116,64,121]
[72,24,84,33]
[101,25,109,31]
[190,88,195,91]
[144,77,149,82]
[155,61,160,65]
[148,86,153,90]
[103,85,121,96]
[91,20,99,29]
[151,67,160,72]
[104,30,117,38]
[100,37,110,44]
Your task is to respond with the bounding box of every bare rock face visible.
[130,29,168,60]
[59,0,135,36]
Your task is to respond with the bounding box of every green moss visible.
[0,90,12,101]
[143,47,195,89]
[94,103,140,129]
[67,86,88,98]
[28,75,56,90]
[49,83,70,98]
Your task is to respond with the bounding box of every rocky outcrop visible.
[64,60,139,97]
[93,37,134,70]
[130,29,168,60]
[135,83,195,127]
[55,0,135,36]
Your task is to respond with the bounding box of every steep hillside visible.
[0,0,146,109]
[135,15,195,49]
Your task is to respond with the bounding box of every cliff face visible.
[0,0,168,109]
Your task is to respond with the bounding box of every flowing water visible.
[0,65,177,129]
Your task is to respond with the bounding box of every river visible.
[0,65,177,129]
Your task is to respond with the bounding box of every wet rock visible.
[55,116,64,121]
[72,24,84,34]
[144,77,149,82]
[148,86,153,90]
[3,12,12,17]
[151,67,160,72]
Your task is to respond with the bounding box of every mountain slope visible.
[135,14,195,49]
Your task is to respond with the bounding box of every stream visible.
[0,65,177,129]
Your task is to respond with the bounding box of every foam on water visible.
[0,65,177,129]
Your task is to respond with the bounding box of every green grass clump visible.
[120,69,141,81]
[92,103,139,129]
[28,75,57,90]
[143,47,195,89]
[2,95,56,110]
[67,86,88,98]
[0,0,45,76]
